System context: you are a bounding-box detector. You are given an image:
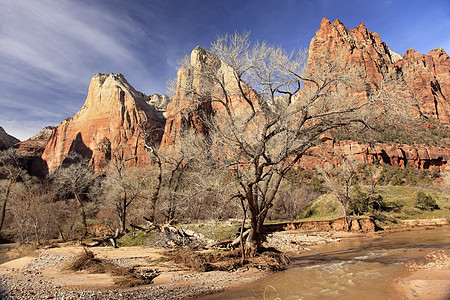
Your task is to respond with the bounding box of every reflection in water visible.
[203,228,449,300]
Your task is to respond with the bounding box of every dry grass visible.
[165,247,291,272]
[63,248,159,287]
[165,247,215,272]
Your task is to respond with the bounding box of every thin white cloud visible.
[0,0,146,86]
[0,0,156,139]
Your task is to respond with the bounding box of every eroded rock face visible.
[396,47,450,121]
[146,94,170,116]
[14,126,54,177]
[42,73,165,172]
[300,139,450,171]
[0,127,20,150]
[161,46,257,148]
[307,18,449,122]
[161,28,449,170]
[15,126,54,154]
[160,48,213,148]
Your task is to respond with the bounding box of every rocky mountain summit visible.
[41,73,165,172]
[15,126,54,154]
[146,94,170,117]
[9,19,448,174]
[12,126,54,176]
[161,45,258,148]
[308,18,449,122]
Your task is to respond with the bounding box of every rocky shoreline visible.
[0,230,346,300]
[0,250,266,299]
[0,225,448,299]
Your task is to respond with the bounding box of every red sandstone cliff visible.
[41,73,165,172]
[14,127,54,176]
[161,46,258,148]
[300,138,449,172]
[38,19,448,173]
[298,18,450,169]
[160,19,449,170]
[307,18,449,123]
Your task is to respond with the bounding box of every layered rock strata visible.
[42,73,165,172]
[14,126,54,176]
[301,138,449,171]
[307,18,449,123]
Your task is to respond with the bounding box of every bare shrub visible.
[52,154,97,236]
[268,185,320,220]
[7,180,60,243]
[64,248,159,287]
[165,247,214,272]
[64,248,99,272]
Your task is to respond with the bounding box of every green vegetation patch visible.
[299,193,342,221]
[301,186,449,222]
[383,186,449,220]
[117,231,159,247]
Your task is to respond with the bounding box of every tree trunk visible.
[0,180,12,232]
[75,194,88,236]
[146,146,162,223]
[147,203,156,223]
[343,205,350,231]
[121,196,127,233]
[238,197,247,264]
[245,214,262,257]
[80,203,88,236]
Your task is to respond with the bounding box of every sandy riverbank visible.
[0,226,448,299]
[0,229,354,300]
[391,249,450,300]
[0,246,266,299]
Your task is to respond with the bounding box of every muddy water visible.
[204,228,449,300]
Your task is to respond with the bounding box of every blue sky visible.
[1,0,449,140]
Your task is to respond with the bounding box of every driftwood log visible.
[83,228,121,248]
[94,217,248,250]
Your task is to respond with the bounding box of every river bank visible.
[391,249,450,300]
[0,230,359,299]
[0,223,448,299]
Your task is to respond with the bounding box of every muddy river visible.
[203,228,449,300]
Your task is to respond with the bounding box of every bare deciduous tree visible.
[175,32,401,255]
[9,179,56,243]
[101,162,150,233]
[317,157,362,230]
[0,149,26,232]
[52,154,97,236]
